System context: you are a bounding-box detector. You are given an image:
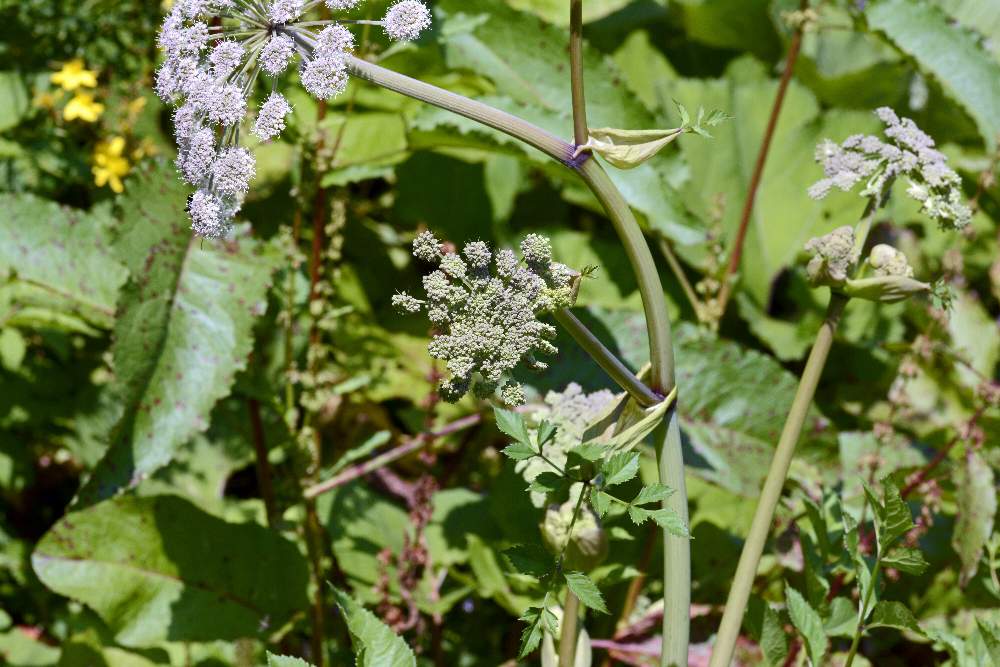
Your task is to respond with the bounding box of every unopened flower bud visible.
[804,226,855,287]
[540,500,608,571]
[867,243,914,278]
[844,275,930,303]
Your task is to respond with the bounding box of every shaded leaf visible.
[868,601,923,635]
[267,654,315,667]
[503,544,552,577]
[881,546,929,575]
[746,596,789,667]
[32,494,309,646]
[601,452,639,487]
[953,449,997,585]
[495,407,532,446]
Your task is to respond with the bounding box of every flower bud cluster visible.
[808,107,971,229]
[804,225,856,287]
[392,232,578,406]
[155,0,431,237]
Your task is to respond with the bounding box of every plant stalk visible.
[345,51,687,666]
[844,559,882,667]
[708,292,848,667]
[569,0,587,146]
[559,591,581,667]
[715,4,807,317]
[552,309,659,407]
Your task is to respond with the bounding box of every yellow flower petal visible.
[51,59,98,91]
[64,93,104,123]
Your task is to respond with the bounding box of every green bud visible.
[540,500,608,571]
[843,275,930,303]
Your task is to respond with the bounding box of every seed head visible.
[383,0,432,41]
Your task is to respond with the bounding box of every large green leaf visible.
[0,195,127,332]
[331,587,416,667]
[32,494,309,647]
[953,449,997,586]
[425,0,699,244]
[867,0,1000,149]
[77,162,281,504]
[785,584,827,666]
[0,71,29,133]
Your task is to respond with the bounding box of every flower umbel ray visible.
[155,0,432,239]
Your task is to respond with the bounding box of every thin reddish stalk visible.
[716,9,806,316]
[248,398,279,527]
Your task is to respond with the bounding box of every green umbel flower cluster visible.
[393,232,578,405]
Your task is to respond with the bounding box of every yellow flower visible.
[33,91,60,109]
[92,136,130,193]
[64,93,104,123]
[51,59,98,91]
[127,97,147,117]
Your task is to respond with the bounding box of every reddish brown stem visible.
[248,398,279,528]
[716,8,806,316]
[900,407,985,499]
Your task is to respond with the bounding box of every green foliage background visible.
[1,0,998,665]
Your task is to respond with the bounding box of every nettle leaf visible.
[825,597,858,638]
[331,587,416,667]
[863,480,914,554]
[267,653,315,667]
[867,0,1000,149]
[32,494,309,647]
[881,546,930,575]
[77,163,281,504]
[631,483,675,506]
[503,544,553,578]
[564,572,609,614]
[953,449,997,586]
[601,452,639,487]
[0,194,127,332]
[785,584,828,666]
[494,407,532,447]
[746,596,789,667]
[868,601,923,635]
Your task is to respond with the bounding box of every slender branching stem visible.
[569,0,587,146]
[716,1,808,317]
[844,552,882,666]
[708,292,848,667]
[248,398,279,527]
[657,236,706,323]
[553,309,659,406]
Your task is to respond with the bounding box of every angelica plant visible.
[155,0,431,237]
[708,107,972,667]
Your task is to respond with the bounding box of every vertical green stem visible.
[569,0,587,146]
[658,412,689,667]
[559,591,581,667]
[708,293,848,667]
[844,560,881,667]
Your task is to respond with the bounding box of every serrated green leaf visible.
[528,472,567,494]
[601,452,639,487]
[568,442,605,462]
[502,442,537,461]
[881,546,929,575]
[591,491,612,518]
[863,480,914,554]
[631,483,675,506]
[953,449,997,585]
[785,584,827,666]
[825,597,859,638]
[75,163,281,504]
[267,653,315,667]
[564,572,608,614]
[746,596,789,667]
[32,494,309,646]
[504,544,553,577]
[976,619,1000,664]
[331,587,416,667]
[518,607,545,657]
[867,0,1000,148]
[494,407,532,446]
[537,420,557,447]
[648,508,690,538]
[867,601,923,635]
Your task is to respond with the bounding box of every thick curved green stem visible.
[553,309,659,407]
[569,0,587,146]
[708,293,848,667]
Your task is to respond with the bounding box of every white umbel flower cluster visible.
[392,232,578,406]
[808,107,971,230]
[155,0,432,238]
